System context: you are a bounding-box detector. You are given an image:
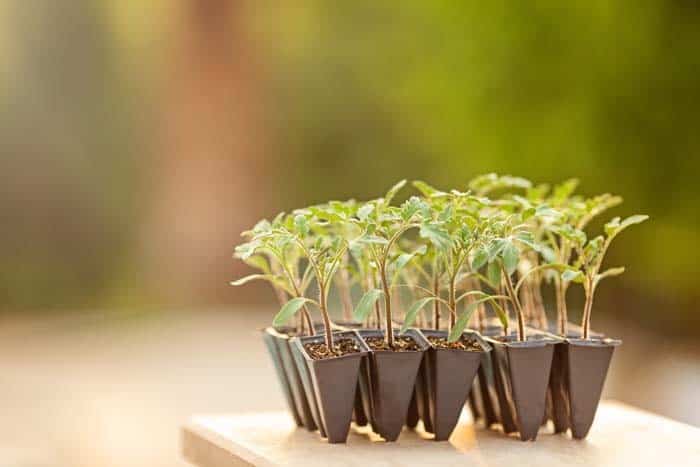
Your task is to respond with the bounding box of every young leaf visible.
[401,297,437,333]
[487,261,501,288]
[447,300,481,343]
[393,245,427,272]
[594,267,625,286]
[230,274,276,286]
[384,179,407,205]
[294,214,310,236]
[412,180,444,197]
[419,223,452,251]
[471,248,489,271]
[273,297,312,327]
[502,241,520,275]
[357,203,374,221]
[353,289,384,322]
[562,269,585,283]
[242,254,270,274]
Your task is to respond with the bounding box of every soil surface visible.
[365,336,420,352]
[304,338,360,360]
[428,335,483,351]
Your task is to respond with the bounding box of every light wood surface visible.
[182,400,700,467]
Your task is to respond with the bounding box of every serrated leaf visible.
[353,289,384,322]
[502,241,520,275]
[419,223,452,251]
[273,297,311,326]
[401,297,436,333]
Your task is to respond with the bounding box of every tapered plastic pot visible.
[262,327,315,429]
[485,334,561,441]
[292,330,369,443]
[416,329,491,441]
[564,337,621,439]
[357,328,430,441]
[470,325,513,428]
[545,324,605,434]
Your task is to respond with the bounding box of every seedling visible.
[562,214,648,339]
[351,180,430,346]
[399,182,509,343]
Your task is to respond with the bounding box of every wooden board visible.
[182,400,700,467]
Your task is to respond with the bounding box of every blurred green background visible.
[2,1,697,335]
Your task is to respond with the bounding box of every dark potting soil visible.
[304,338,360,360]
[427,335,482,351]
[365,336,420,352]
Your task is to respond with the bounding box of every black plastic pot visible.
[262,327,316,430]
[470,325,513,428]
[416,329,491,441]
[292,330,369,443]
[564,337,621,439]
[357,328,430,441]
[545,323,607,436]
[485,334,560,441]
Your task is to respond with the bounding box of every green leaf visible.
[562,269,585,283]
[393,245,427,272]
[620,214,649,229]
[294,214,310,236]
[487,261,501,288]
[594,267,625,286]
[234,240,262,260]
[273,297,311,326]
[419,223,452,251]
[230,274,274,286]
[384,179,407,205]
[412,180,444,197]
[400,196,427,221]
[353,289,384,322]
[552,178,579,203]
[471,248,489,271]
[487,239,506,262]
[438,203,454,222]
[448,301,480,343]
[401,297,436,333]
[502,241,520,275]
[357,203,374,221]
[243,255,270,273]
[491,299,510,330]
[358,235,389,245]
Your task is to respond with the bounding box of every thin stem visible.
[318,280,334,349]
[448,273,457,331]
[555,278,569,336]
[432,271,440,330]
[581,278,595,339]
[502,264,526,341]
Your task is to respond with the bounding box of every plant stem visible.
[380,264,394,346]
[448,273,457,331]
[318,281,334,349]
[337,253,353,322]
[555,278,569,336]
[581,278,595,340]
[432,272,440,330]
[502,265,526,341]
